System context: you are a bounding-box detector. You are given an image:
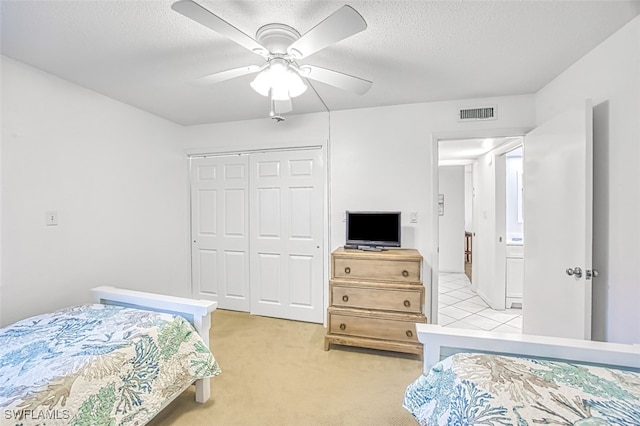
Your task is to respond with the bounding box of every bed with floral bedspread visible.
[0,304,221,426]
[403,352,640,426]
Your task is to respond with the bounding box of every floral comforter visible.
[0,304,221,425]
[403,352,640,425]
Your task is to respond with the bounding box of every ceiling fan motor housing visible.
[255,23,300,55]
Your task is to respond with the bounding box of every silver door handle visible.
[566,267,582,278]
[586,269,599,280]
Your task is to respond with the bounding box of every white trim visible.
[184,138,327,158]
[187,145,324,158]
[323,116,331,326]
[416,324,640,374]
[186,155,195,306]
[429,134,439,324]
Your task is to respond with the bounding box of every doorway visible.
[432,101,595,340]
[436,137,523,332]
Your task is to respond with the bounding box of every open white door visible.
[523,100,594,339]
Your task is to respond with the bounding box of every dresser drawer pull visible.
[403,300,411,308]
[339,323,347,331]
[345,267,351,274]
[406,330,413,338]
[342,295,349,302]
[402,270,409,277]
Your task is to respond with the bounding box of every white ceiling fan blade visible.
[301,65,372,95]
[196,65,262,86]
[287,5,367,59]
[172,0,267,56]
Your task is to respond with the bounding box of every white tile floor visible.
[438,272,522,333]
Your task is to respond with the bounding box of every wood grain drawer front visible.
[333,258,420,282]
[332,285,422,313]
[329,313,422,343]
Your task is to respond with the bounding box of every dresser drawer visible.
[331,283,423,313]
[329,310,425,343]
[333,257,420,283]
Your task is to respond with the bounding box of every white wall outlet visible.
[45,211,58,226]
[410,211,418,223]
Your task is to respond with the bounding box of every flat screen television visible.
[345,211,401,249]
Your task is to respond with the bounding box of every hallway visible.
[438,272,522,333]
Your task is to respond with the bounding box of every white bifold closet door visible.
[190,149,324,323]
[191,155,251,311]
[249,150,324,323]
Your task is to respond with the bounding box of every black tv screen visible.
[346,211,401,248]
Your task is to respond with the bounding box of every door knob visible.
[566,267,583,278]
[586,269,599,280]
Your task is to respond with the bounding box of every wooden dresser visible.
[324,247,427,355]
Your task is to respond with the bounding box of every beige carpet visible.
[148,309,422,426]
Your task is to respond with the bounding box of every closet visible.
[190,148,324,323]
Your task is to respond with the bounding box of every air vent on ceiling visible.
[458,105,497,121]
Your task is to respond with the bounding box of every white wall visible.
[464,165,473,232]
[1,53,535,325]
[181,96,536,321]
[2,14,636,343]
[181,112,330,153]
[472,151,501,308]
[330,105,430,255]
[535,16,640,344]
[1,56,188,325]
[331,98,535,321]
[438,166,465,273]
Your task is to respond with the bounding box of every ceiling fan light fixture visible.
[250,60,307,100]
[270,84,291,101]
[249,69,271,96]
[283,71,307,97]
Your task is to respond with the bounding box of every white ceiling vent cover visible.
[458,105,497,121]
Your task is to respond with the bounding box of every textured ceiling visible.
[2,1,639,125]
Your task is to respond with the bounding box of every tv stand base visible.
[359,246,384,252]
[343,245,386,251]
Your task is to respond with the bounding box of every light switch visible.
[410,211,418,223]
[46,211,58,226]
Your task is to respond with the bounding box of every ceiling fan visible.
[171,0,372,119]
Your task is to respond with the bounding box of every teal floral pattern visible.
[0,304,221,425]
[403,353,640,425]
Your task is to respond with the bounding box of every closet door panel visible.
[191,156,250,311]
[250,149,324,323]
[256,252,282,303]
